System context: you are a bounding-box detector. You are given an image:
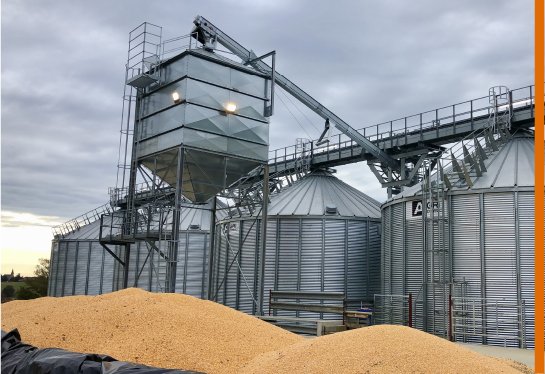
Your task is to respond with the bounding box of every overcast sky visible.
[0,0,534,272]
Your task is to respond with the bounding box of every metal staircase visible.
[415,86,513,337]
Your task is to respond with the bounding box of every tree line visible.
[1,258,49,303]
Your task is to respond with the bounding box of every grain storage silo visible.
[210,170,382,316]
[49,201,222,298]
[49,219,125,296]
[380,130,538,348]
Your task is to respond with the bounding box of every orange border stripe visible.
[535,0,544,372]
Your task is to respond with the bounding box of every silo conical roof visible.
[267,170,381,218]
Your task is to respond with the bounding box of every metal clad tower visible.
[99,23,273,294]
[135,49,271,202]
[380,130,539,348]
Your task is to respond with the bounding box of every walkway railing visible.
[268,85,536,170]
[52,202,114,238]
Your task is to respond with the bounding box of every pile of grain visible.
[240,325,529,374]
[1,288,302,373]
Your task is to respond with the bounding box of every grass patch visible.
[1,281,27,292]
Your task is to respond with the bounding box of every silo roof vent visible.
[325,205,338,215]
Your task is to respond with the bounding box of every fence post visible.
[268,289,272,316]
[448,293,453,341]
[408,293,413,328]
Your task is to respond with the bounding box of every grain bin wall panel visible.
[347,220,366,304]
[134,242,151,291]
[49,242,59,296]
[55,243,67,296]
[101,247,115,294]
[62,242,76,296]
[322,219,347,319]
[276,219,300,292]
[299,219,323,318]
[405,200,424,330]
[451,194,481,299]
[381,206,392,296]
[323,220,346,293]
[391,205,405,297]
[451,194,482,344]
[127,242,139,288]
[483,193,519,347]
[182,232,208,298]
[518,192,535,348]
[86,242,103,295]
[114,246,126,291]
[368,222,382,299]
[275,219,301,317]
[238,221,258,314]
[214,229,227,304]
[74,243,90,295]
[225,225,239,309]
[263,220,277,314]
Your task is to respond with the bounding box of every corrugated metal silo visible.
[49,201,222,298]
[48,220,125,296]
[210,170,382,316]
[380,130,539,348]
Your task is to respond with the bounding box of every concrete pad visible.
[457,343,535,369]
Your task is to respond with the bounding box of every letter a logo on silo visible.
[412,201,423,216]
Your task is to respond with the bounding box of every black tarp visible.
[1,329,204,374]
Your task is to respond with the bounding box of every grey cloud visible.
[1,0,533,223]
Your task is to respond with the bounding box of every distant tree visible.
[2,285,15,300]
[12,273,22,282]
[1,275,7,282]
[25,258,50,297]
[34,258,50,278]
[16,286,40,300]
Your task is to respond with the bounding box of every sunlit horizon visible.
[1,210,64,277]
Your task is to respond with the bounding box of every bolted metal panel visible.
[391,204,405,297]
[381,206,392,296]
[263,219,278,314]
[404,200,424,330]
[299,219,324,318]
[175,232,209,298]
[517,192,535,348]
[368,222,382,301]
[346,220,367,303]
[74,244,89,295]
[451,193,482,343]
[136,50,270,203]
[55,243,66,297]
[48,242,59,296]
[86,242,103,295]
[483,192,519,346]
[238,221,258,314]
